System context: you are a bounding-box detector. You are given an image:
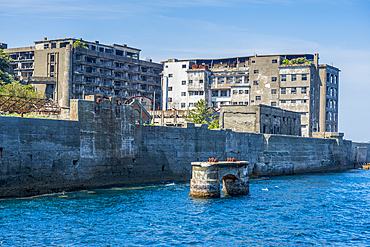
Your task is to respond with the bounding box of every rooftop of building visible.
[34,37,141,52]
[318,64,341,71]
[162,53,316,64]
[4,46,35,53]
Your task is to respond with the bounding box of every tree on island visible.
[0,49,16,85]
[185,99,219,129]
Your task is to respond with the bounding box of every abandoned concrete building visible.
[220,104,301,136]
[3,45,35,81]
[162,54,339,137]
[4,38,162,109]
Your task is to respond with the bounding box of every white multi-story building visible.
[161,54,340,137]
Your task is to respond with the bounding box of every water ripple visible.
[1,171,370,246]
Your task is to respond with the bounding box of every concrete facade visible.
[4,46,35,83]
[5,38,162,109]
[0,99,365,198]
[220,104,301,135]
[162,54,340,137]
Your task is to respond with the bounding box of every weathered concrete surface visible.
[190,161,249,198]
[0,99,363,198]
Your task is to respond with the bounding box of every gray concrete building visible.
[162,54,340,137]
[4,46,35,82]
[4,38,162,109]
[220,104,301,136]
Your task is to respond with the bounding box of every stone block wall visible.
[0,99,361,197]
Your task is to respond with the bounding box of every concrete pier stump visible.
[190,161,249,198]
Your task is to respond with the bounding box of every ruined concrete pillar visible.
[190,165,220,198]
[190,161,250,198]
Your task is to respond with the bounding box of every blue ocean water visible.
[1,170,370,246]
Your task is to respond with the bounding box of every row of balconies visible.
[75,73,160,85]
[73,87,160,98]
[73,81,161,92]
[75,57,161,75]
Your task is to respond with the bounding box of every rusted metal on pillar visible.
[190,161,249,198]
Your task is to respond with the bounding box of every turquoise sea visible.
[1,169,370,246]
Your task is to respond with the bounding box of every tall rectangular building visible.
[162,53,340,137]
[5,38,162,109]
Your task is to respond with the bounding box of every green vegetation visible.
[282,57,311,65]
[185,99,219,129]
[0,49,16,85]
[0,82,44,98]
[73,41,88,49]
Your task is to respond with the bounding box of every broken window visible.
[233,90,238,95]
[281,88,286,94]
[85,57,96,63]
[60,42,68,48]
[189,80,193,84]
[272,77,277,82]
[291,87,297,94]
[301,87,307,94]
[168,87,172,91]
[182,81,186,85]
[245,90,249,94]
[253,80,259,85]
[238,102,243,105]
[271,89,277,94]
[254,70,259,74]
[189,103,194,107]
[239,90,243,94]
[302,74,308,81]
[256,96,261,100]
[291,74,297,81]
[181,92,186,96]
[271,102,277,106]
[168,98,172,102]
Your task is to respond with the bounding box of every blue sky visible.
[1,0,369,141]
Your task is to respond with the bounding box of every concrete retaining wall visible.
[0,99,362,197]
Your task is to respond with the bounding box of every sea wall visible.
[0,99,361,197]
